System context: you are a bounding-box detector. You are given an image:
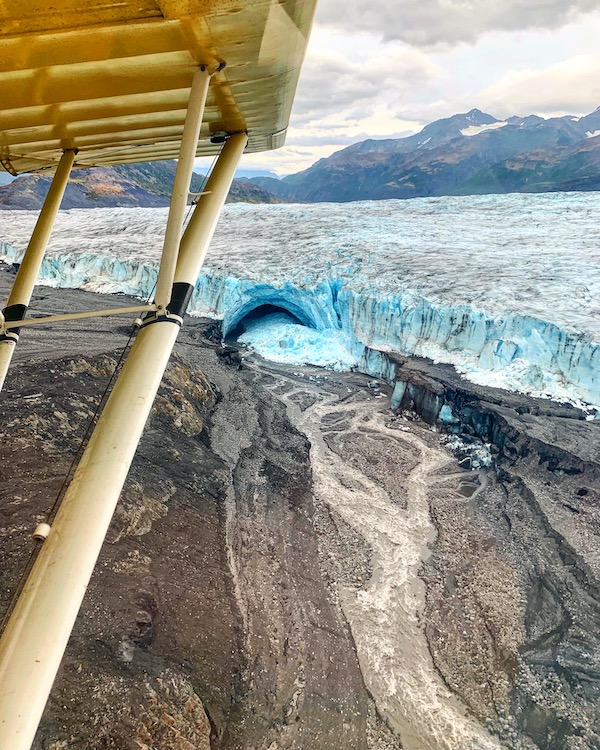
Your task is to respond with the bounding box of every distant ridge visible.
[0,161,286,210]
[251,107,600,202]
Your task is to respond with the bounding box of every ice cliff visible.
[0,192,598,409]
[0,238,597,409]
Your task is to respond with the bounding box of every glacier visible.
[0,191,599,409]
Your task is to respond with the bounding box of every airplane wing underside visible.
[0,0,317,173]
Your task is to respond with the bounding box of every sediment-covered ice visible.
[0,191,599,407]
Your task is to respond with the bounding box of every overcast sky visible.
[237,0,600,175]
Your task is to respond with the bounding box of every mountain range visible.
[251,107,600,202]
[0,160,284,210]
[2,107,600,208]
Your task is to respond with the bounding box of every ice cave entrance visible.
[227,304,358,371]
[226,304,306,340]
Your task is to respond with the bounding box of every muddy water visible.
[248,360,500,750]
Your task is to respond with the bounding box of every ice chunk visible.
[238,312,357,370]
[439,404,459,424]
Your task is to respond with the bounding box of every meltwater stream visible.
[251,361,503,750]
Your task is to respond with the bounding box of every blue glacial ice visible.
[0,191,599,408]
[237,311,357,370]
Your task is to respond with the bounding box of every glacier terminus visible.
[0,190,598,412]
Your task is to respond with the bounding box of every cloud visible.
[236,6,600,174]
[236,144,344,175]
[474,54,600,116]
[285,130,415,147]
[316,0,598,46]
[292,40,440,126]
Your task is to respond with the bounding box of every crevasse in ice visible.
[0,191,598,408]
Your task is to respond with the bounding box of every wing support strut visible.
[0,131,248,750]
[0,149,76,391]
[154,65,210,310]
[0,303,157,330]
[0,65,210,392]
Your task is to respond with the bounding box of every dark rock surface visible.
[389,353,600,749]
[0,275,598,749]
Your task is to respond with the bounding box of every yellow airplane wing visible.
[0,0,317,174]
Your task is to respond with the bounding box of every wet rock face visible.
[389,354,600,749]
